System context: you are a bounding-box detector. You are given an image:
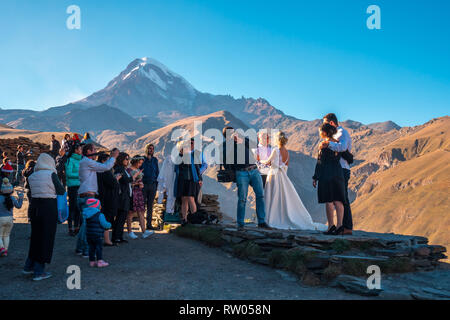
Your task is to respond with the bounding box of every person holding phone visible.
[97,152,121,246]
[76,144,118,256]
[111,152,133,244]
[126,155,153,239]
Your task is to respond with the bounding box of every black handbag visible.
[217,164,236,183]
[341,150,354,165]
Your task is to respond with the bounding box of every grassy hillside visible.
[353,116,450,259]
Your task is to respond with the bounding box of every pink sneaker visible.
[0,248,6,257]
[97,260,109,268]
[89,261,97,267]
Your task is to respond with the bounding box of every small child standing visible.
[83,198,111,267]
[0,178,24,257]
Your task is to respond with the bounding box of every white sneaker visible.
[142,230,154,239]
[128,232,138,239]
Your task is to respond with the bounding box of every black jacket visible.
[113,165,133,212]
[16,151,25,166]
[23,166,35,199]
[221,138,257,171]
[97,169,119,218]
[86,212,105,240]
[55,154,67,175]
[313,148,344,182]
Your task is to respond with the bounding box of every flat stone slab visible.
[331,275,383,296]
[209,223,433,249]
[177,224,449,298]
[331,255,390,262]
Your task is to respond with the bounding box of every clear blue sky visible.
[0,0,449,126]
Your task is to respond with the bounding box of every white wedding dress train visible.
[264,148,327,231]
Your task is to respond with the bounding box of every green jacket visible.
[65,153,82,187]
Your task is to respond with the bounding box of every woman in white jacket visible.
[23,153,65,281]
[157,156,176,214]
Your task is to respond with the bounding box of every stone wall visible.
[173,223,448,288]
[146,193,223,229]
[0,137,50,164]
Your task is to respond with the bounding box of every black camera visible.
[217,165,236,183]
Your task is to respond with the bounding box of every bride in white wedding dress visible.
[260,132,327,231]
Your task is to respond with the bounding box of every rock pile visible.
[199,194,223,221]
[0,137,50,163]
[151,196,166,229]
[144,193,223,229]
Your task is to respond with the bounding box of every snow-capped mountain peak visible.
[116,57,195,93]
[76,57,197,116]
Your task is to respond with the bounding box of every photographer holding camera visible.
[220,126,270,231]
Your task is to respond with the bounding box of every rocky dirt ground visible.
[0,200,448,300]
[0,224,369,300]
[0,200,369,300]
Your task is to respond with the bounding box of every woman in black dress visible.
[313,123,346,235]
[111,152,132,244]
[97,153,120,246]
[174,141,202,225]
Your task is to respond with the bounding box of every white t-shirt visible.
[255,144,272,175]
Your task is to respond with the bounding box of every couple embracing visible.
[222,112,353,235]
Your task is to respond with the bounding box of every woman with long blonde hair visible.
[260,131,327,231]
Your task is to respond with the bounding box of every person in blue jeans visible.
[221,126,271,231]
[75,197,89,257]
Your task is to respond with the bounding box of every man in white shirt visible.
[78,145,118,197]
[255,131,272,188]
[320,113,353,235]
[76,144,119,255]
